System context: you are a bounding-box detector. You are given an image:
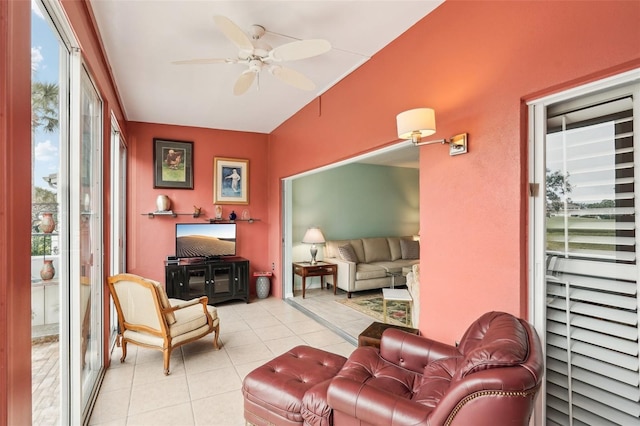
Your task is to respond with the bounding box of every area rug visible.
[337,293,411,327]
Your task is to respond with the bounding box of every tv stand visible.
[165,257,249,305]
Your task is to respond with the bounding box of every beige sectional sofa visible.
[323,236,419,297]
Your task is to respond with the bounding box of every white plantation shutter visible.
[544,87,640,425]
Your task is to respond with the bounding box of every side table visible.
[254,271,272,299]
[358,321,419,348]
[382,288,413,327]
[292,261,337,298]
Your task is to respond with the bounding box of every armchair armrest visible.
[328,377,431,425]
[380,328,460,373]
[167,296,208,312]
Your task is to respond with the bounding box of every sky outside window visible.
[32,0,60,190]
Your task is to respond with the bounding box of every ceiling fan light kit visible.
[174,15,332,95]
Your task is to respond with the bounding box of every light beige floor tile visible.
[98,364,134,393]
[125,402,194,426]
[244,314,283,330]
[256,324,295,341]
[132,354,186,387]
[191,389,245,426]
[88,388,130,425]
[263,335,306,356]
[218,318,251,334]
[180,334,223,357]
[224,342,274,365]
[183,347,232,375]
[187,365,242,400]
[288,318,329,334]
[220,329,261,349]
[128,375,190,416]
[300,329,347,347]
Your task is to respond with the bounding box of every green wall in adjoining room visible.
[292,163,419,261]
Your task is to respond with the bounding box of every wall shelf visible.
[143,211,201,218]
[207,218,260,224]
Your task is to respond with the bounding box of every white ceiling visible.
[89,0,442,167]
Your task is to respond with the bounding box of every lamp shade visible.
[302,227,325,244]
[396,108,436,140]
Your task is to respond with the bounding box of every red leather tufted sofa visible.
[326,311,543,425]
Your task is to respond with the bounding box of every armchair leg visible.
[120,340,127,363]
[163,348,171,375]
[213,324,220,350]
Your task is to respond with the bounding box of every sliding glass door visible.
[530,72,640,425]
[32,1,106,423]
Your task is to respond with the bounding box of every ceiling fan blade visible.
[172,58,235,65]
[213,15,253,52]
[269,39,331,62]
[233,71,256,96]
[271,66,315,91]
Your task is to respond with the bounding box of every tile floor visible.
[87,288,374,425]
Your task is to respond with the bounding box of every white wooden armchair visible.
[107,273,220,375]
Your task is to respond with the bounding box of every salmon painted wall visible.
[126,122,270,289]
[1,1,33,423]
[268,1,640,342]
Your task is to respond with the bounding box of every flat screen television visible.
[175,223,237,258]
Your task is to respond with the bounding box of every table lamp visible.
[302,227,325,265]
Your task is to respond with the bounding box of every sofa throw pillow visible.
[338,244,358,263]
[400,239,420,260]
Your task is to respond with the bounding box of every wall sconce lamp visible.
[396,108,468,156]
[302,226,326,265]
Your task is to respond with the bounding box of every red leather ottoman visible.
[242,345,347,426]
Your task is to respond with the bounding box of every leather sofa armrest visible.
[380,328,460,373]
[328,377,431,425]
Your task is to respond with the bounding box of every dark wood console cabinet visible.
[165,257,249,305]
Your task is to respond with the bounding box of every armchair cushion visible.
[169,299,215,337]
[151,279,176,325]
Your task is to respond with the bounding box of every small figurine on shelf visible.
[214,205,223,220]
[229,210,237,221]
[193,205,202,218]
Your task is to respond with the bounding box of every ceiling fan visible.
[173,15,331,95]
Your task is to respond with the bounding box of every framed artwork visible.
[153,138,194,189]
[213,157,249,204]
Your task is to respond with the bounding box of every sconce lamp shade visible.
[302,227,326,244]
[302,227,325,265]
[396,108,436,140]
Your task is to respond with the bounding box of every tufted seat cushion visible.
[242,345,347,426]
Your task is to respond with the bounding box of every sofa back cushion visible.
[387,237,403,261]
[362,237,392,263]
[455,312,528,380]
